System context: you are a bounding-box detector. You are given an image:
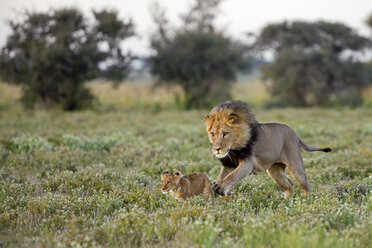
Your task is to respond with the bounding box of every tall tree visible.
[255,21,372,106]
[367,14,372,29]
[0,8,134,110]
[149,0,247,109]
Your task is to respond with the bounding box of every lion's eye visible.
[210,132,215,137]
[223,132,229,137]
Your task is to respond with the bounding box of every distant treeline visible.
[0,0,371,110]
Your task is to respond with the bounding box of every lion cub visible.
[161,171,214,204]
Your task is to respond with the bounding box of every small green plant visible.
[0,105,371,247]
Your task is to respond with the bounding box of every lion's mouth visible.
[215,152,228,159]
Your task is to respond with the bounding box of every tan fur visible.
[161,171,214,204]
[204,101,257,154]
[204,100,331,198]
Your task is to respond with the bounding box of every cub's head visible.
[161,171,182,192]
[204,101,256,159]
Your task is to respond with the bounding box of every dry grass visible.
[88,80,270,108]
[362,85,372,106]
[232,80,270,106]
[0,83,21,108]
[88,81,184,108]
[0,83,21,99]
[1,80,371,109]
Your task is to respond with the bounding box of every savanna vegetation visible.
[255,21,372,107]
[150,0,247,109]
[1,1,371,111]
[0,82,371,247]
[0,1,371,247]
[0,8,134,110]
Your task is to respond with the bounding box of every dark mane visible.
[218,122,259,168]
[206,100,259,168]
[213,100,256,122]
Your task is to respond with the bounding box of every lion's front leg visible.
[216,166,235,184]
[213,158,254,196]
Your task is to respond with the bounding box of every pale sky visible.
[0,0,371,56]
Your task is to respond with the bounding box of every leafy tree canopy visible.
[149,0,247,109]
[255,21,372,106]
[0,8,134,110]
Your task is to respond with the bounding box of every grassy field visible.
[0,82,371,247]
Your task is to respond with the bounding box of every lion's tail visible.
[298,137,332,152]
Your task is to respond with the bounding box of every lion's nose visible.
[215,147,221,153]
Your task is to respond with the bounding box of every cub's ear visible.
[162,171,169,175]
[228,113,238,124]
[175,171,181,176]
[204,115,210,121]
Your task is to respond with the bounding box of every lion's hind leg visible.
[285,150,311,195]
[267,163,294,198]
[287,164,310,195]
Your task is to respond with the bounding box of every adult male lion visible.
[204,100,331,198]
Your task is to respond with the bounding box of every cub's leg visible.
[202,177,214,205]
[267,163,294,198]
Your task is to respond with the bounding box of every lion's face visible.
[206,123,235,158]
[161,171,181,192]
[204,102,254,159]
[204,111,241,159]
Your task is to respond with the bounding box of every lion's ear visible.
[228,113,238,124]
[175,171,182,177]
[162,171,169,176]
[204,115,210,121]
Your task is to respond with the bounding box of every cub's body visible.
[161,171,214,204]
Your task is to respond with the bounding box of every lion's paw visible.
[212,182,225,196]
